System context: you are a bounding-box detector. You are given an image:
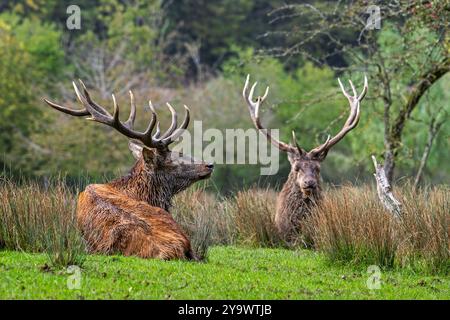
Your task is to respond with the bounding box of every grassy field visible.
[1,246,448,300]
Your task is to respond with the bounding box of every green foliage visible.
[0,13,65,80]
[0,2,447,187]
[350,23,449,182]
[164,0,254,68]
[0,13,65,172]
[95,0,162,67]
[0,17,39,161]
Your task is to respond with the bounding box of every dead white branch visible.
[371,155,402,219]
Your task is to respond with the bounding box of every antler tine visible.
[43,98,90,116]
[124,90,137,129]
[291,130,305,153]
[162,105,190,144]
[179,105,190,130]
[248,82,258,105]
[309,134,331,155]
[78,80,110,116]
[140,101,158,146]
[337,78,351,100]
[82,86,159,148]
[310,75,368,157]
[243,75,295,153]
[147,100,161,139]
[73,81,86,106]
[359,74,368,101]
[74,81,114,125]
[43,80,110,117]
[153,122,161,139]
[348,79,357,98]
[242,74,251,105]
[159,103,178,140]
[111,94,120,124]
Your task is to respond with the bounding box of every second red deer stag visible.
[44,81,213,260]
[243,75,368,242]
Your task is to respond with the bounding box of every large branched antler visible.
[243,74,368,157]
[44,80,190,149]
[243,75,297,153]
[310,75,368,157]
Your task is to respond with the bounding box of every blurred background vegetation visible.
[0,0,448,194]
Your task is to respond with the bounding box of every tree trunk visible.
[372,156,402,219]
[383,147,395,184]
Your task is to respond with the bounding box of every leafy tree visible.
[163,0,256,76]
[0,13,65,174]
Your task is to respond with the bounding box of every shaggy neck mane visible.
[108,158,173,211]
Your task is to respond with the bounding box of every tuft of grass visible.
[229,188,283,247]
[173,187,283,253]
[0,179,85,268]
[172,187,232,260]
[304,185,449,274]
[396,187,449,274]
[305,185,398,268]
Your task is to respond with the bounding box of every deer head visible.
[243,75,368,196]
[44,81,213,197]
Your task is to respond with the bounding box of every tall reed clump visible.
[172,187,233,260]
[304,185,449,274]
[173,187,283,252]
[0,179,85,268]
[305,185,399,267]
[229,188,283,247]
[397,187,449,274]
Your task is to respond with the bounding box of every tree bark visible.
[384,57,449,183]
[372,156,402,219]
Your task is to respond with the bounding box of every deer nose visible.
[304,180,316,188]
[206,163,214,169]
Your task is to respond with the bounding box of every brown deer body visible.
[274,156,322,239]
[243,75,368,241]
[45,81,213,259]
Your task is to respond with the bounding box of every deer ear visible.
[128,140,143,160]
[142,147,168,167]
[128,140,167,166]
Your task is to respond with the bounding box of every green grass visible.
[0,246,448,299]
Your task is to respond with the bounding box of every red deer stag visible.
[44,81,213,260]
[243,75,368,241]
